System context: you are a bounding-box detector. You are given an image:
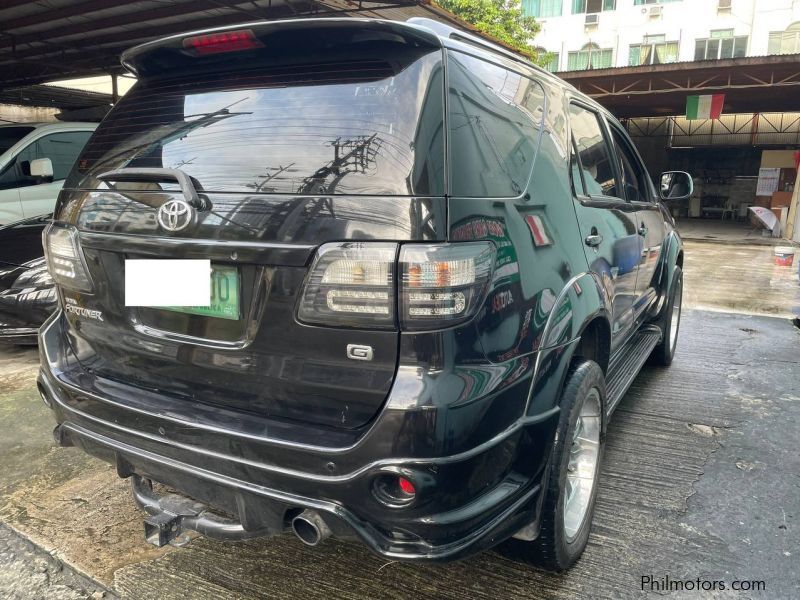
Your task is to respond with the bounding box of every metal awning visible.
[0,0,481,89]
[559,54,800,118]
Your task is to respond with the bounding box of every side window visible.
[448,51,545,197]
[611,128,650,202]
[0,131,92,189]
[0,144,35,190]
[570,138,586,196]
[568,104,619,198]
[35,131,93,180]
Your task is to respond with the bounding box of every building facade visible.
[524,0,800,72]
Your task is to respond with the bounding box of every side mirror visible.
[30,158,54,180]
[659,171,693,202]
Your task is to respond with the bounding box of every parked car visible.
[37,18,691,570]
[0,122,96,225]
[0,213,55,345]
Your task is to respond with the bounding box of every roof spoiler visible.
[120,18,444,78]
[406,17,539,71]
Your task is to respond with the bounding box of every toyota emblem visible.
[157,199,194,232]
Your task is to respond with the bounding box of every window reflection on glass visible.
[447,51,546,198]
[611,129,648,202]
[569,105,618,197]
[72,53,445,196]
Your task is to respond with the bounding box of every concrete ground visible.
[676,218,794,247]
[682,241,800,318]
[1,242,799,598]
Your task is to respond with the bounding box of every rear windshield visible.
[67,53,445,196]
[0,126,34,154]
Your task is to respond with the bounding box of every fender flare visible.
[525,272,612,427]
[651,230,683,321]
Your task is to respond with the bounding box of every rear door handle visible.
[585,234,603,247]
[638,224,648,237]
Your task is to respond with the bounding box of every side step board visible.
[605,325,662,416]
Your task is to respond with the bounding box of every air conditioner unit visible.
[649,6,663,18]
[717,0,732,11]
[585,13,599,27]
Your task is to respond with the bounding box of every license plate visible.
[165,265,240,320]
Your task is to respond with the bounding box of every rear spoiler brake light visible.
[182,29,263,56]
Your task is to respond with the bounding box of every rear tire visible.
[649,266,682,367]
[507,360,605,571]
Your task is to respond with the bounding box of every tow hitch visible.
[130,474,265,547]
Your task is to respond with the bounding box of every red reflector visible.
[183,29,263,56]
[398,477,415,495]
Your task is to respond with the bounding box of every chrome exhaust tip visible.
[291,510,331,547]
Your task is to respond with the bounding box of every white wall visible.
[532,0,800,71]
[0,104,58,123]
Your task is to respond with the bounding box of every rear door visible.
[569,102,640,349]
[0,178,23,225]
[0,127,34,224]
[56,39,446,430]
[608,125,666,315]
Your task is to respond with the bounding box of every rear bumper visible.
[39,311,559,561]
[0,325,39,345]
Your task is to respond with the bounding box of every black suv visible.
[38,18,691,570]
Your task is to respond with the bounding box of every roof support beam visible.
[0,0,266,53]
[0,0,135,31]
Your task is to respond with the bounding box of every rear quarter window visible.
[67,53,445,196]
[447,51,545,198]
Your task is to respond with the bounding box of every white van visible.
[0,122,97,225]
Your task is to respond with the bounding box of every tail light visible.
[298,241,494,330]
[298,243,397,328]
[43,224,94,293]
[399,242,494,330]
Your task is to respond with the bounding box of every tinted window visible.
[0,127,34,154]
[611,128,649,202]
[570,139,586,196]
[69,53,445,196]
[569,104,618,197]
[0,131,92,189]
[34,131,93,180]
[448,51,545,197]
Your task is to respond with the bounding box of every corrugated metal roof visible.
[0,84,111,109]
[0,0,483,90]
[559,53,800,117]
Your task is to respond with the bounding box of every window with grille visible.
[768,23,800,55]
[567,44,613,70]
[629,36,679,65]
[694,32,747,60]
[522,0,563,18]
[534,48,560,72]
[572,0,615,14]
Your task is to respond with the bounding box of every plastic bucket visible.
[774,246,795,266]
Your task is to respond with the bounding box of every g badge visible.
[346,344,374,361]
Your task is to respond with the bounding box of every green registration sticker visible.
[166,265,240,320]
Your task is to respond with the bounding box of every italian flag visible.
[686,94,725,120]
